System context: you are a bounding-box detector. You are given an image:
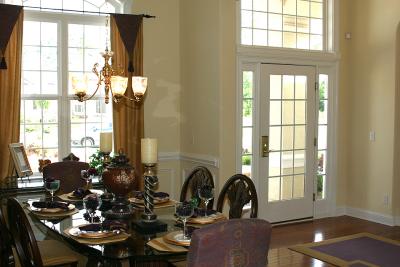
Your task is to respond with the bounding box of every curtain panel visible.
[0,9,23,182]
[111,16,144,190]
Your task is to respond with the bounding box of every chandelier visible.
[71,16,147,104]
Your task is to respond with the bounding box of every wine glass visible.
[175,202,194,241]
[83,194,101,223]
[198,185,214,217]
[81,169,92,190]
[45,179,60,202]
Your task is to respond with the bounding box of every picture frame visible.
[9,143,33,177]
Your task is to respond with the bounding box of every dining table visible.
[21,193,190,267]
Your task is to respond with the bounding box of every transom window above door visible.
[240,0,325,50]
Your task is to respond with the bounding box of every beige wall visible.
[339,0,399,215]
[132,0,182,198]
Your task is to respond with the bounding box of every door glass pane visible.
[270,75,282,99]
[269,126,281,151]
[293,174,305,198]
[268,177,280,201]
[282,75,294,99]
[294,150,305,174]
[282,101,294,125]
[282,126,294,150]
[295,100,306,124]
[281,151,293,175]
[270,101,282,125]
[281,176,293,200]
[269,152,281,176]
[294,126,305,149]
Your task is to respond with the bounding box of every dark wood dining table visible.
[22,195,187,267]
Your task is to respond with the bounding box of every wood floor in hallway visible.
[267,215,400,267]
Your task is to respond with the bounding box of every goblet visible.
[175,202,194,241]
[45,179,60,202]
[83,194,101,223]
[198,185,214,217]
[81,169,92,190]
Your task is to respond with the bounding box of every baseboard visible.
[335,206,395,226]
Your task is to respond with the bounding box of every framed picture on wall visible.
[9,143,33,177]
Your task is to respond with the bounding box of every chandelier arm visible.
[83,82,102,101]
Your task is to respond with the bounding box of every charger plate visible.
[163,231,191,247]
[147,237,188,252]
[30,203,75,214]
[64,226,130,245]
[187,212,226,225]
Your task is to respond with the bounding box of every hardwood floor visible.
[267,215,400,267]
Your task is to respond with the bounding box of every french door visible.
[258,64,317,223]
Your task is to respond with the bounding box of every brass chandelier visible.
[71,16,147,104]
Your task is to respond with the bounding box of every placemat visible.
[29,207,79,219]
[63,226,130,245]
[131,199,178,210]
[147,237,188,253]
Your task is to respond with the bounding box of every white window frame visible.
[236,0,339,219]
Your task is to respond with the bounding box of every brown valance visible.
[0,4,23,69]
[111,14,143,73]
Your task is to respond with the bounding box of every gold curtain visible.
[110,17,144,190]
[0,11,23,182]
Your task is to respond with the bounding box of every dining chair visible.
[7,198,79,267]
[180,166,214,208]
[43,160,90,194]
[0,201,16,266]
[216,174,258,219]
[186,218,272,267]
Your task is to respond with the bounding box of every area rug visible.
[289,233,400,267]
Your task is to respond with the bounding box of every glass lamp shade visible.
[71,75,88,95]
[111,76,128,97]
[132,76,148,96]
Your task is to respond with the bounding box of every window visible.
[240,0,325,50]
[5,0,122,173]
[317,74,328,199]
[241,70,254,178]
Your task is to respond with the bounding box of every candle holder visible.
[102,151,111,166]
[141,163,158,222]
[132,163,167,233]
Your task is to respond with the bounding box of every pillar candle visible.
[100,132,112,153]
[141,138,158,164]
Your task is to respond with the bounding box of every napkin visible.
[78,220,128,232]
[72,188,92,198]
[32,201,70,211]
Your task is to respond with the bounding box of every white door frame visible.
[236,55,339,220]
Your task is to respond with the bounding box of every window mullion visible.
[59,18,69,160]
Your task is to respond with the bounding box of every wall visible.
[132,0,182,198]
[339,0,398,217]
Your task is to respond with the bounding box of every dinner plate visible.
[68,225,119,239]
[31,203,75,214]
[163,231,191,247]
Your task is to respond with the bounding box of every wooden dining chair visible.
[0,201,16,266]
[216,174,258,219]
[7,198,79,267]
[186,218,272,267]
[180,166,214,208]
[43,160,90,194]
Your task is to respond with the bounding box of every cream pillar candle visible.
[100,132,112,153]
[141,138,158,164]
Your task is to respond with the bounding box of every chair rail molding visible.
[158,152,220,168]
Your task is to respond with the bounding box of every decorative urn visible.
[102,150,136,218]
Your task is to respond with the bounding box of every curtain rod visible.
[15,4,155,18]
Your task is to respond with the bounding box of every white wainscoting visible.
[335,206,395,226]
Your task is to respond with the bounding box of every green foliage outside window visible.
[319,81,326,112]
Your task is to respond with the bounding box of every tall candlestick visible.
[141,138,157,164]
[100,132,113,153]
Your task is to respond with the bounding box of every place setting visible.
[27,178,79,219]
[147,187,226,253]
[129,190,176,209]
[63,193,130,245]
[58,169,103,202]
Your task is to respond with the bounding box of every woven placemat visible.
[63,226,130,245]
[30,208,79,219]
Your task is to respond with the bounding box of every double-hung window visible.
[4,0,123,173]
